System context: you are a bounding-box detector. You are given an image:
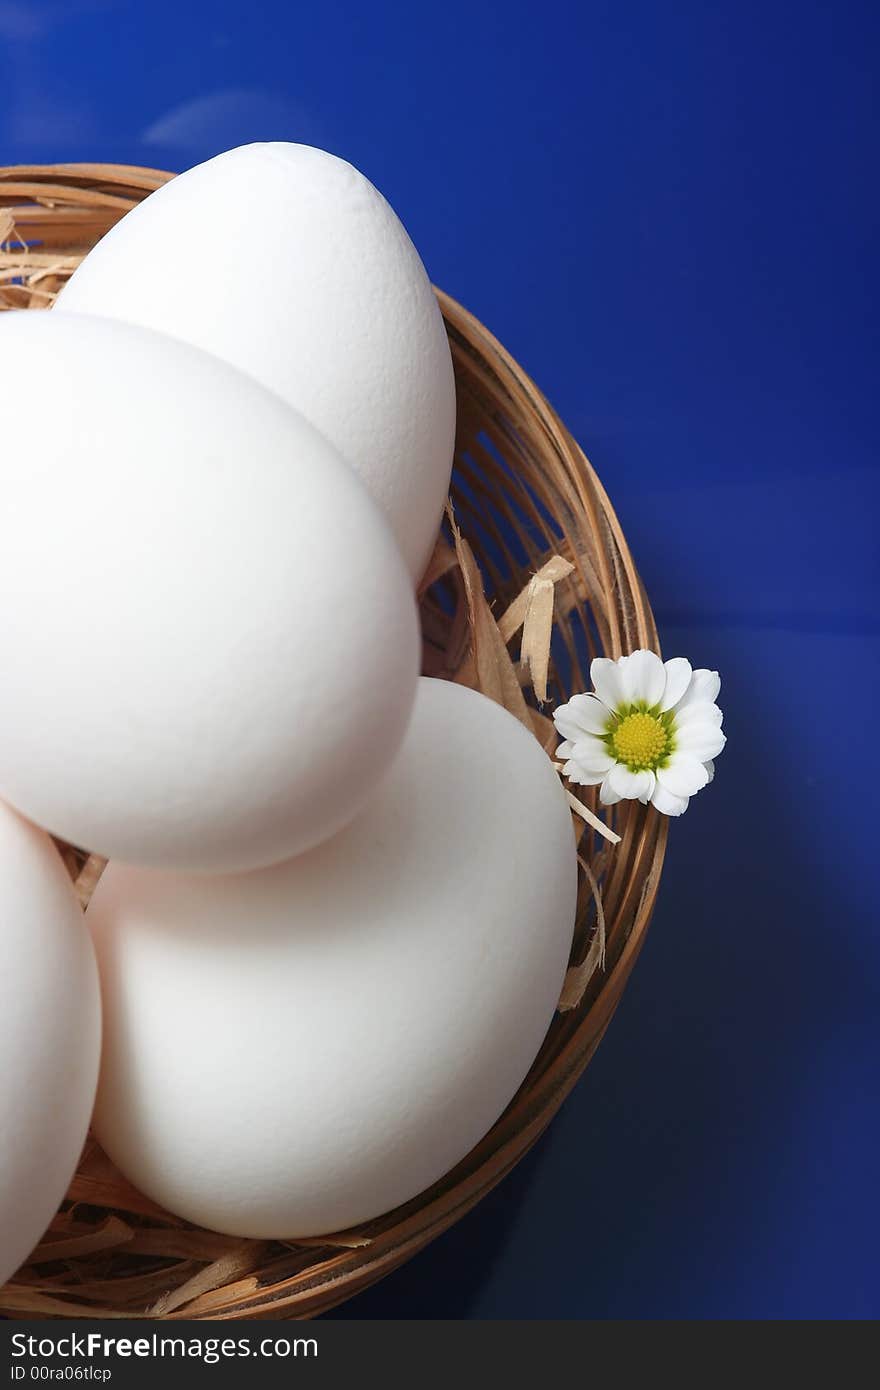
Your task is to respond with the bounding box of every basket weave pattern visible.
[0,165,667,1319]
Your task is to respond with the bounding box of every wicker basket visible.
[0,164,668,1320]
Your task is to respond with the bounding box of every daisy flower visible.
[553,651,725,817]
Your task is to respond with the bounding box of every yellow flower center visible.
[611,711,669,771]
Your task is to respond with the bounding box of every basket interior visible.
[0,166,667,1319]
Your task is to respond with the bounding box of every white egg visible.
[0,311,419,873]
[0,802,100,1285]
[86,678,577,1238]
[56,142,457,582]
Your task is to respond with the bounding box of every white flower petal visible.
[650,782,689,816]
[660,657,693,711]
[556,740,575,759]
[620,649,666,707]
[590,656,626,712]
[638,770,657,804]
[553,692,610,739]
[674,722,727,762]
[657,754,710,798]
[569,734,616,773]
[567,767,606,789]
[703,760,715,784]
[599,771,623,805]
[675,668,721,711]
[606,763,655,801]
[564,761,606,787]
[554,707,586,743]
[675,700,723,730]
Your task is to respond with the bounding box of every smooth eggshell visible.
[0,801,101,1285]
[56,142,457,581]
[86,678,578,1238]
[0,310,419,872]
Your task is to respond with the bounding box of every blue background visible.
[3,0,877,1319]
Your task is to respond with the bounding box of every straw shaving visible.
[566,790,621,846]
[148,1245,269,1317]
[28,1216,133,1263]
